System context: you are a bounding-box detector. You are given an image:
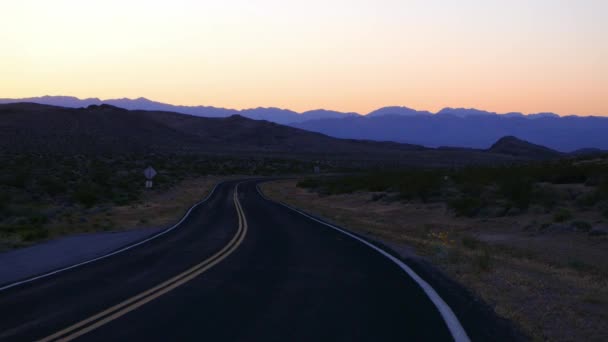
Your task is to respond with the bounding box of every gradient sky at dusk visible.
[1,0,606,115]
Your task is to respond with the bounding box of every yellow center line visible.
[39,183,248,342]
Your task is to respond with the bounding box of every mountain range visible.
[1,96,606,152]
[1,103,558,167]
[0,96,357,125]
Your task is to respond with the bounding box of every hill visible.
[487,136,563,159]
[0,103,529,167]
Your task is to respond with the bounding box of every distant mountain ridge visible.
[1,96,607,152]
[0,96,358,125]
[0,103,536,167]
[0,95,584,122]
[293,114,608,152]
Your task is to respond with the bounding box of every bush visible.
[370,193,385,201]
[533,185,559,210]
[111,193,130,206]
[571,220,592,232]
[397,172,441,202]
[20,227,49,242]
[576,192,599,207]
[462,235,483,250]
[297,178,323,189]
[458,182,484,196]
[39,177,67,196]
[567,259,593,272]
[550,167,588,184]
[597,181,608,200]
[73,184,101,208]
[499,177,533,210]
[0,192,8,211]
[449,196,483,217]
[553,208,573,222]
[27,212,48,226]
[475,249,492,272]
[5,224,50,242]
[6,172,29,189]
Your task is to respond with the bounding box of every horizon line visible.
[2,94,606,118]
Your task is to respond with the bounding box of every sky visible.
[1,0,607,115]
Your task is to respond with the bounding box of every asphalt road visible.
[0,180,470,341]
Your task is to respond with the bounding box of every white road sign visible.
[144,166,157,180]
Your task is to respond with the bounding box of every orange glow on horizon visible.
[1,0,606,116]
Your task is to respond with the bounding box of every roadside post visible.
[144,166,157,189]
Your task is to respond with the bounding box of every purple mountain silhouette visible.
[1,95,605,151]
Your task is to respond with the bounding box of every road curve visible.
[0,180,471,341]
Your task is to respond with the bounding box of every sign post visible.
[143,166,157,189]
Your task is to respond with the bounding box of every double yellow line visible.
[40,183,248,342]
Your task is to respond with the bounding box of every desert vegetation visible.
[0,153,321,249]
[297,156,608,228]
[265,154,608,341]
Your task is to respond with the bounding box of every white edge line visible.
[256,183,470,342]
[0,182,224,292]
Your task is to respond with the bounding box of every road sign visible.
[144,166,157,189]
[144,166,157,180]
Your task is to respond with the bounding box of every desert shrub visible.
[397,173,441,202]
[449,196,483,217]
[474,249,493,272]
[27,212,48,226]
[567,259,593,273]
[2,224,49,242]
[498,177,533,210]
[0,192,8,210]
[597,180,608,200]
[111,193,130,206]
[91,168,112,186]
[297,170,443,201]
[553,208,573,222]
[576,192,599,207]
[39,177,67,196]
[571,220,592,232]
[457,182,484,196]
[20,226,49,242]
[72,183,102,208]
[370,193,385,201]
[533,185,559,210]
[322,177,362,195]
[452,166,495,187]
[462,235,483,250]
[549,166,588,184]
[4,172,29,189]
[297,178,323,189]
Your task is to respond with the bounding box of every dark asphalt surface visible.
[0,180,460,341]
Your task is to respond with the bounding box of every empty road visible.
[0,180,472,341]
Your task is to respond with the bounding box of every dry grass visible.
[0,176,230,251]
[262,179,608,342]
[50,176,230,236]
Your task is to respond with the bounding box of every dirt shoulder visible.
[261,179,608,342]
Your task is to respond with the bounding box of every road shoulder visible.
[0,227,164,287]
[259,180,527,341]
